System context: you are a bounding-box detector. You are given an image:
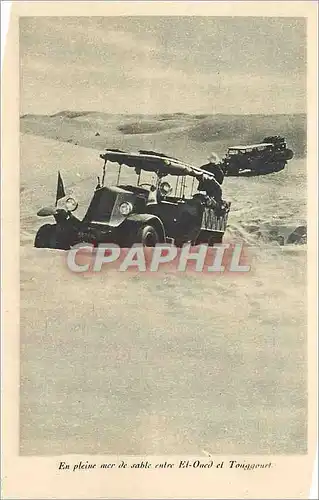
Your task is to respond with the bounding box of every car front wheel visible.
[135,224,160,247]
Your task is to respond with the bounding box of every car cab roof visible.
[227,143,274,150]
[100,149,221,187]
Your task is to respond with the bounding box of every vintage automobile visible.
[34,149,231,249]
[223,136,294,176]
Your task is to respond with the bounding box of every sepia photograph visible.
[18,14,308,457]
[2,2,318,498]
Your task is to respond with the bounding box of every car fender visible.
[125,213,166,242]
[37,206,59,217]
[37,208,82,229]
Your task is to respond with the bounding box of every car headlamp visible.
[119,201,133,216]
[65,197,78,212]
[159,181,172,197]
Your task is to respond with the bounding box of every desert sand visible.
[20,113,307,455]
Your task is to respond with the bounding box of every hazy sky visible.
[20,16,306,115]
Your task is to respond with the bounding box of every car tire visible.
[34,224,58,248]
[135,224,160,247]
[34,224,69,250]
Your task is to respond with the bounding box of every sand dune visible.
[20,112,306,162]
[20,132,307,455]
[20,126,307,248]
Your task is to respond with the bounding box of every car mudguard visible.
[37,206,59,217]
[125,213,166,243]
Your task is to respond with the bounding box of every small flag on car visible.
[55,171,66,206]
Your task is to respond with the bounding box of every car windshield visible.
[103,164,154,188]
[103,163,196,199]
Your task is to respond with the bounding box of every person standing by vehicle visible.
[197,172,222,202]
[200,152,226,184]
